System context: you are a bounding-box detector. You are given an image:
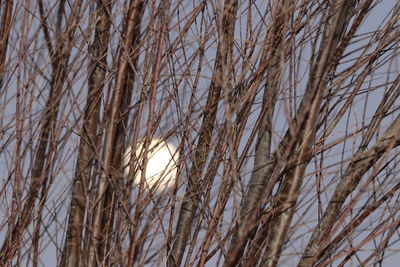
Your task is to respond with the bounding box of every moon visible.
[123,138,178,191]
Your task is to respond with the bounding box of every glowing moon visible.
[124,138,178,190]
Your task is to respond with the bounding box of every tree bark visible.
[87,0,144,265]
[168,0,238,266]
[62,0,113,266]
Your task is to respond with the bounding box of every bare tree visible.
[0,0,399,266]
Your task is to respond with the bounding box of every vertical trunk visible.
[226,1,359,265]
[0,48,68,264]
[225,1,290,265]
[0,0,84,252]
[87,1,145,265]
[0,0,13,89]
[97,4,144,262]
[62,1,114,266]
[168,0,238,266]
[262,2,357,266]
[0,0,82,263]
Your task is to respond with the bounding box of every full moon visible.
[123,138,178,191]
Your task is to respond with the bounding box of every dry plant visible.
[0,0,399,266]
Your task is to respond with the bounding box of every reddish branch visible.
[0,0,13,89]
[87,0,144,266]
[0,0,83,262]
[168,0,238,266]
[62,1,114,266]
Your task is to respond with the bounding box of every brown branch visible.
[87,0,145,266]
[62,0,114,266]
[317,179,400,266]
[0,0,85,257]
[225,1,291,265]
[299,115,400,267]
[0,0,13,89]
[261,2,358,265]
[168,0,239,266]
